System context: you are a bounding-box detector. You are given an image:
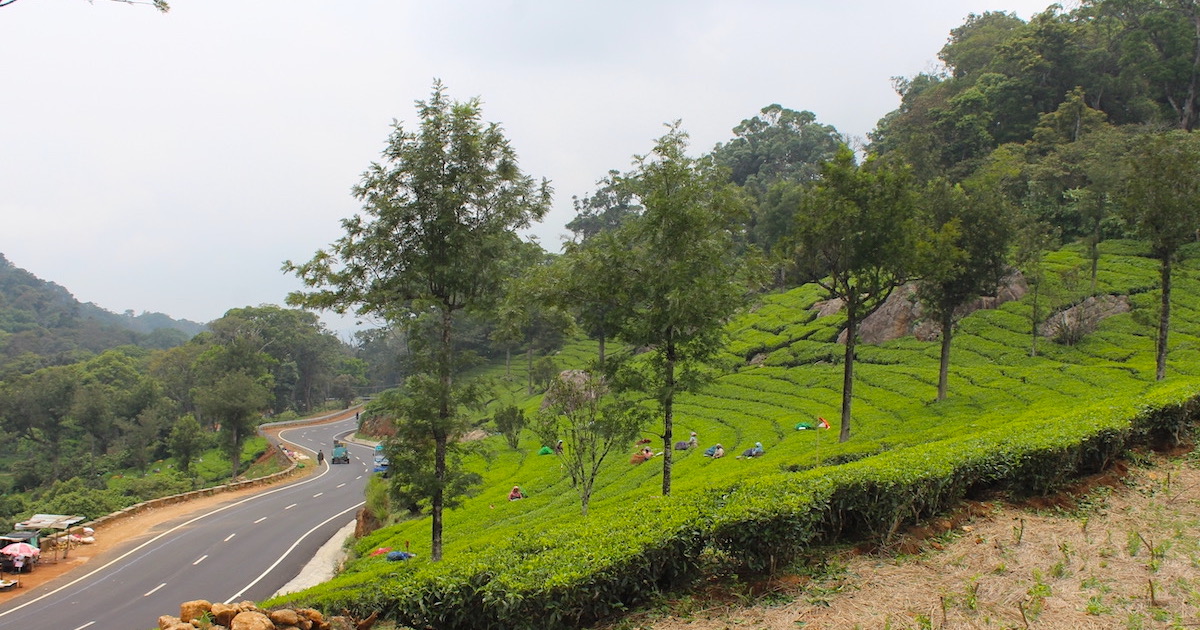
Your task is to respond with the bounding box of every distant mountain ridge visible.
[0,253,206,375]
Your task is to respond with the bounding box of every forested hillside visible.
[0,253,204,377]
[0,258,368,532]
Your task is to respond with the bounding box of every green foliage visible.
[492,405,526,450]
[263,244,1200,629]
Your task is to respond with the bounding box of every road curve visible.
[0,415,373,630]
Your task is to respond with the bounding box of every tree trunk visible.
[1090,213,1101,294]
[597,331,606,369]
[1029,281,1041,358]
[432,435,446,561]
[937,309,953,401]
[661,339,676,496]
[432,305,454,562]
[230,428,240,480]
[1157,255,1172,381]
[527,347,536,394]
[839,305,857,443]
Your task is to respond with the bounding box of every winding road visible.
[0,414,372,630]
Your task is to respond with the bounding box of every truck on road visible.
[331,440,350,464]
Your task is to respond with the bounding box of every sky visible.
[0,0,1058,337]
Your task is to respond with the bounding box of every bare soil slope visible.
[629,452,1200,630]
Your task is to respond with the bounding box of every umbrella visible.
[0,542,39,557]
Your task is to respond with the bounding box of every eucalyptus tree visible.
[285,81,550,561]
[790,146,917,442]
[1121,130,1200,380]
[612,123,750,496]
[914,179,1013,400]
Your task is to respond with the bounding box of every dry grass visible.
[620,451,1200,630]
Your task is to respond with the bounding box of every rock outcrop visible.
[157,599,374,630]
[815,273,1029,345]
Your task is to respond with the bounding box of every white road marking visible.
[224,501,364,603]
[254,517,267,524]
[72,622,95,630]
[285,503,297,510]
[144,583,166,597]
[224,533,236,542]
[0,413,355,620]
[312,492,323,498]
[336,483,346,488]
[193,555,208,566]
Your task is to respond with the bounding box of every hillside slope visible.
[275,241,1200,629]
[0,253,205,375]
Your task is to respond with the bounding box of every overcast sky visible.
[0,0,1057,336]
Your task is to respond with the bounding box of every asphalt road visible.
[0,414,373,630]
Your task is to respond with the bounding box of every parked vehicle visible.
[372,444,389,475]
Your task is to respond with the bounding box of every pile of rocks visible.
[158,599,372,630]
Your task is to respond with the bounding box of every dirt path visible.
[631,453,1200,630]
[0,410,356,603]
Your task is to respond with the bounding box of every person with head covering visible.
[508,485,525,501]
[630,446,656,464]
[740,442,764,458]
[675,431,699,450]
[703,443,725,458]
[553,439,564,455]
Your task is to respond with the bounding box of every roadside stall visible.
[14,514,85,562]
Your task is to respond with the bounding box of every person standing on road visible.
[317,450,325,465]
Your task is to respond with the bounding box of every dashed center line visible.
[224,533,236,542]
[193,555,207,566]
[336,483,346,488]
[285,503,297,510]
[313,492,323,498]
[72,622,95,630]
[144,583,166,597]
[254,517,268,524]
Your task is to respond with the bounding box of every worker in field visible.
[703,443,725,458]
[739,442,764,459]
[630,446,656,464]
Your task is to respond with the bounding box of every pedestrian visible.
[317,450,325,465]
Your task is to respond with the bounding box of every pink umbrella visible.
[0,542,39,557]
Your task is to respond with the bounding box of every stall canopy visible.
[15,514,85,531]
[15,514,85,560]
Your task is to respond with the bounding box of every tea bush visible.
[265,242,1200,629]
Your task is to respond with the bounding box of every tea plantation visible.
[265,241,1200,629]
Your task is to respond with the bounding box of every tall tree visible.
[712,104,843,255]
[544,230,635,368]
[285,81,550,561]
[565,171,642,242]
[790,146,917,442]
[193,368,272,479]
[914,179,1013,400]
[613,123,749,496]
[168,413,206,475]
[1120,130,1200,380]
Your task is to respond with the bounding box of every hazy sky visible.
[0,0,1056,335]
